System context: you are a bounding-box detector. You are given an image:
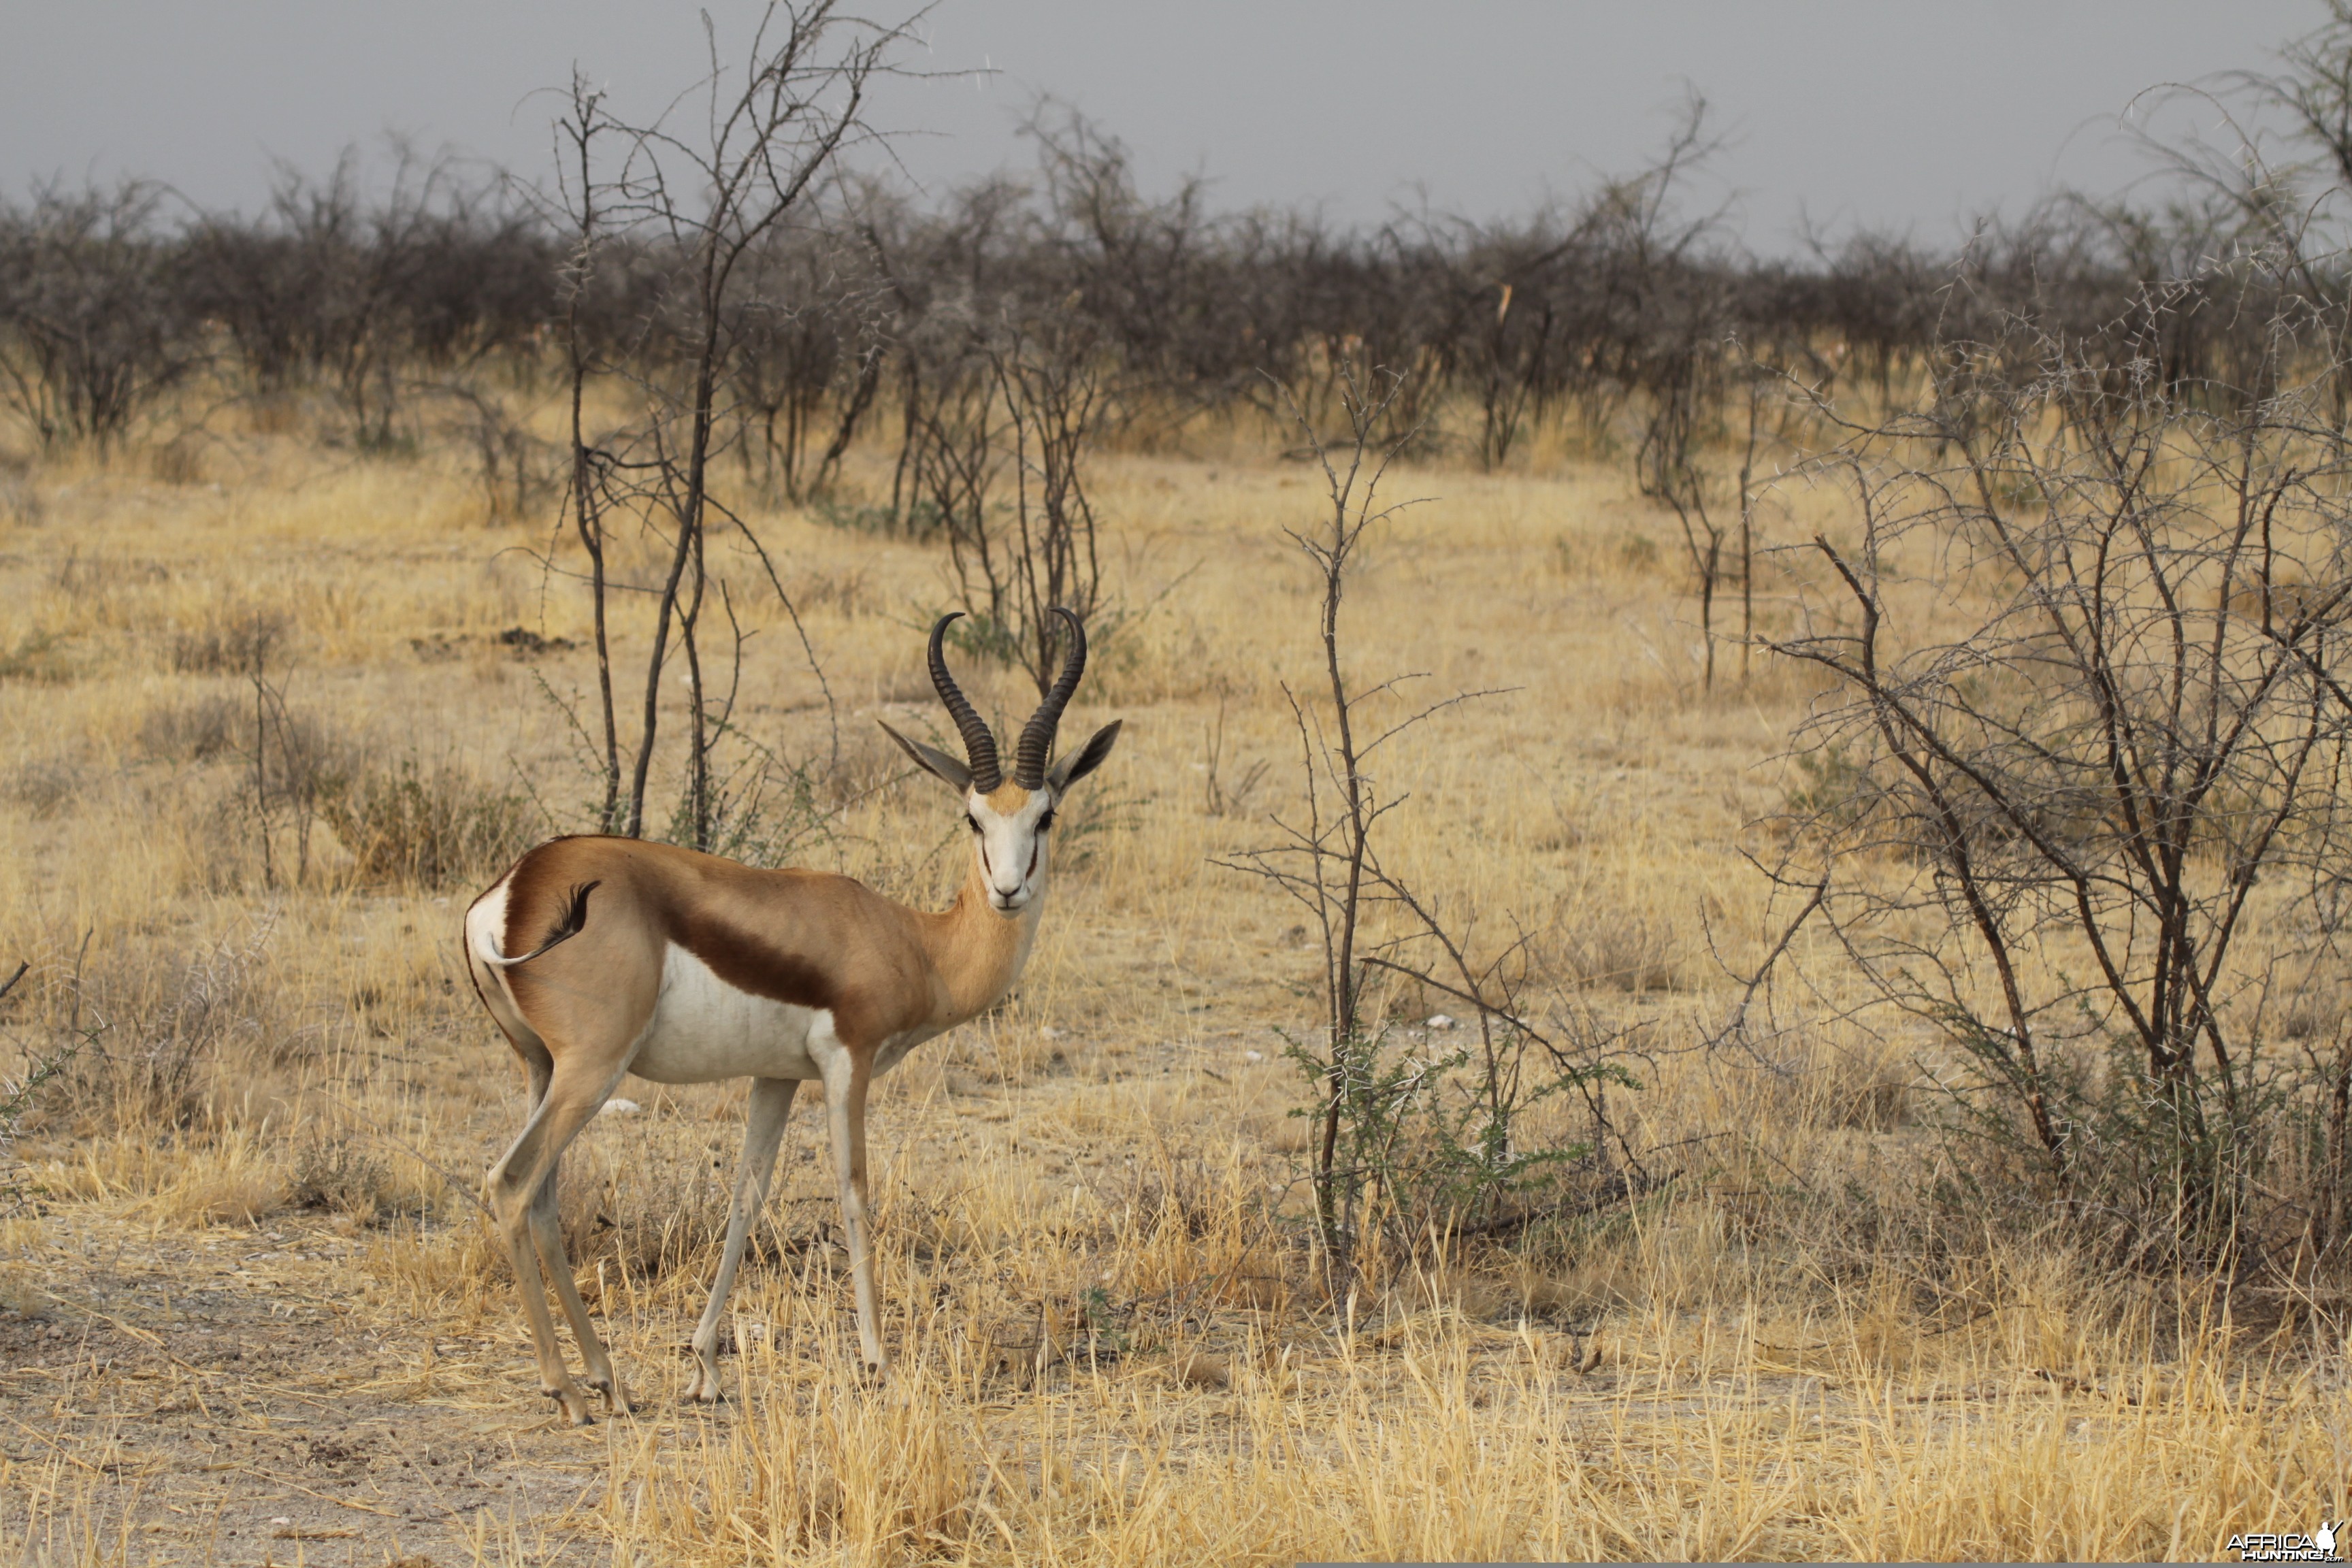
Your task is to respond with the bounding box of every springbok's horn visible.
[928,613,1002,792]
[1013,606,1086,789]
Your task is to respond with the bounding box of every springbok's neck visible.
[919,853,1045,1026]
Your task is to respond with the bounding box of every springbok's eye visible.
[966,814,982,834]
[1036,808,1057,833]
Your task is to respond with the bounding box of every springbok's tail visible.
[471,880,600,969]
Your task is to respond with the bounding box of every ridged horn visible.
[1014,606,1086,789]
[928,613,1002,792]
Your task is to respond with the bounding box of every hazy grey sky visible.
[0,1,2328,250]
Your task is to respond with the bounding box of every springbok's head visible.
[880,608,1121,915]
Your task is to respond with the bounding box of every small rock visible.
[1041,1025,1063,1040]
[1173,1352,1230,1388]
[1426,1014,1456,1030]
[600,1098,641,1117]
[1243,1049,1264,1063]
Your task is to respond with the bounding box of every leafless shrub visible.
[1220,365,1644,1281]
[157,621,350,891]
[785,565,875,617]
[167,609,290,676]
[890,299,1119,693]
[1767,241,2352,1275]
[180,145,555,448]
[1557,912,1683,994]
[288,1133,395,1222]
[1830,1071,1912,1132]
[3,759,86,819]
[321,759,534,887]
[0,181,201,450]
[235,696,344,892]
[1729,1030,1914,1133]
[1200,698,1269,818]
[1215,364,1422,1268]
[429,380,556,524]
[146,434,207,485]
[137,696,244,763]
[48,920,279,1131]
[539,3,899,844]
[0,453,38,527]
[727,220,889,500]
[0,631,74,685]
[0,962,73,1209]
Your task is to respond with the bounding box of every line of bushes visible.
[5,67,2337,482]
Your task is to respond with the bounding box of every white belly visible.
[629,943,826,1083]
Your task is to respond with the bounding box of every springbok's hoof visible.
[544,1388,598,1427]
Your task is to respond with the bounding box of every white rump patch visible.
[466,877,515,965]
[463,874,538,1049]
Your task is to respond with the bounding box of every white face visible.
[966,786,1057,913]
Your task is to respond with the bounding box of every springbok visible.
[462,608,1119,1423]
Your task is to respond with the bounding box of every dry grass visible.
[0,417,2342,1564]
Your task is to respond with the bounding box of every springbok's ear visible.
[1047,719,1122,792]
[879,720,973,792]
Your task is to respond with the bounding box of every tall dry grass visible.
[0,409,2342,1562]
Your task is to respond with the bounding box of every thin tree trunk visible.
[1737,376,1761,686]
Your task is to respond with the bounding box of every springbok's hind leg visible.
[687,1076,800,1403]
[486,1054,629,1426]
[528,1172,628,1415]
[510,1024,625,1409]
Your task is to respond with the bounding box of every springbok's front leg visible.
[687,1075,801,1403]
[813,1033,887,1372]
